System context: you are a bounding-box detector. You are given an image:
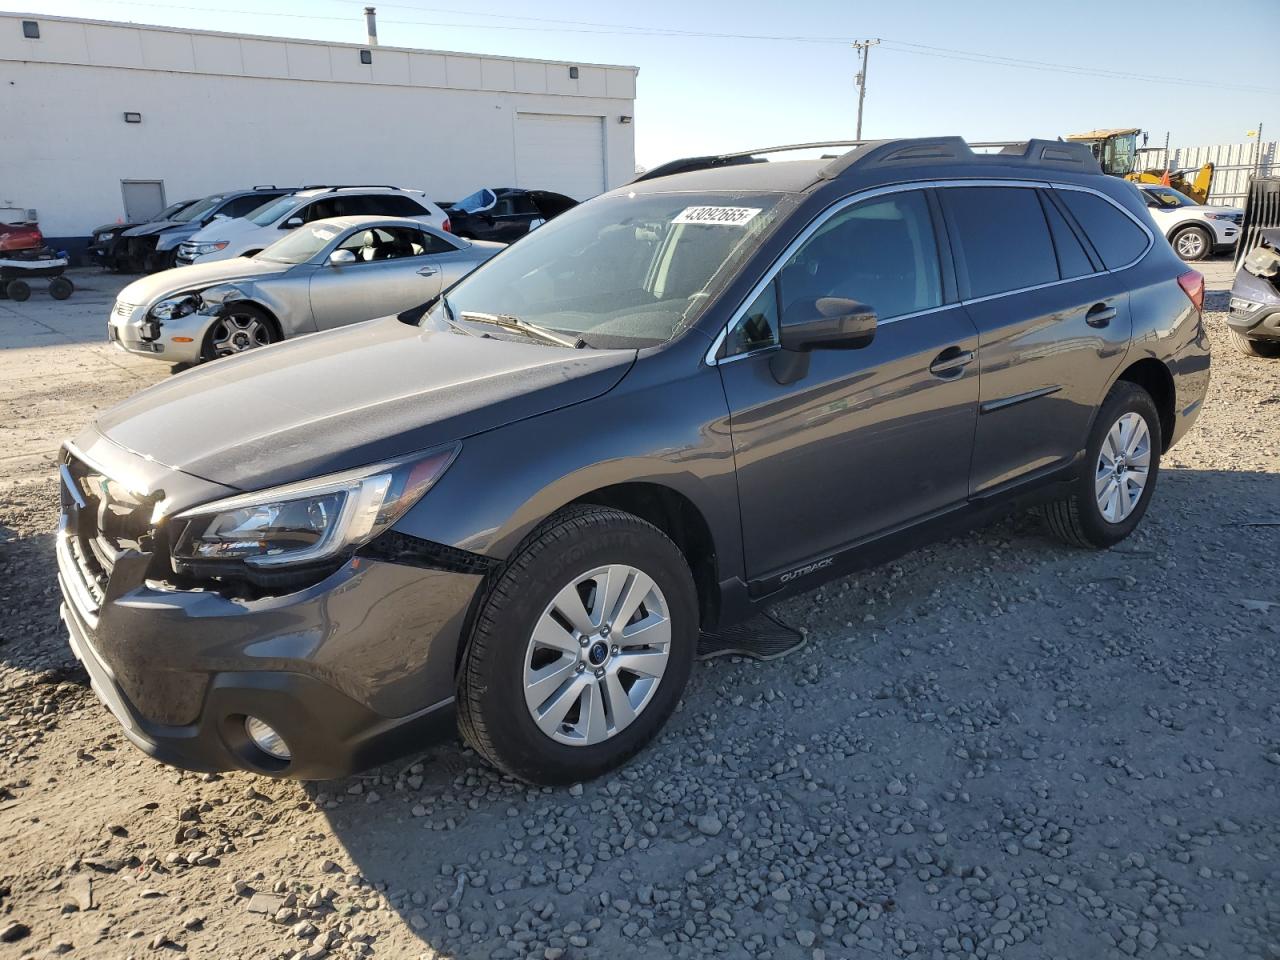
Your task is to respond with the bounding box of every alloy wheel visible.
[1175,230,1206,259]
[523,564,671,746]
[1095,412,1151,523]
[210,313,272,356]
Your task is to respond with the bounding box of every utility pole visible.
[852,39,880,140]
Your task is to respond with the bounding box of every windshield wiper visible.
[459,310,584,349]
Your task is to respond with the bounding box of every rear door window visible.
[1056,189,1150,269]
[942,187,1059,298]
[221,194,278,218]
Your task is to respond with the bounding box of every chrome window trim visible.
[704,178,1153,366]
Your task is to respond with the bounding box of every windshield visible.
[173,196,222,222]
[1145,187,1197,208]
[455,188,497,213]
[256,223,341,264]
[435,191,786,347]
[248,196,302,226]
[157,200,191,220]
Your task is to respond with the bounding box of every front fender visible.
[390,352,744,584]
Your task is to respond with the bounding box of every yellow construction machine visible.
[1065,128,1215,204]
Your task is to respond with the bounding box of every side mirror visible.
[329,249,357,265]
[771,297,877,385]
[780,297,877,351]
[283,216,304,229]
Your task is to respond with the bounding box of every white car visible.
[176,186,449,266]
[1138,184,1241,262]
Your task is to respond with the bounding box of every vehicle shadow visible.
[300,464,1279,959]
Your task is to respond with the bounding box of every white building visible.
[0,12,638,247]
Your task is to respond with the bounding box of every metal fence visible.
[1135,140,1277,207]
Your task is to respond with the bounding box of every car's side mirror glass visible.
[329,249,357,265]
[771,297,877,385]
[283,217,304,229]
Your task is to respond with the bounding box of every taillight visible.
[1177,270,1204,312]
[441,217,451,234]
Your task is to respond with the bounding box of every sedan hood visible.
[188,217,257,243]
[90,317,636,491]
[123,219,184,238]
[116,257,289,307]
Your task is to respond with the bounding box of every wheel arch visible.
[1165,219,1212,242]
[1114,356,1176,452]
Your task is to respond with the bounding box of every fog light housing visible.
[244,716,291,760]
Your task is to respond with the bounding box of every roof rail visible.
[299,184,404,192]
[634,137,1101,185]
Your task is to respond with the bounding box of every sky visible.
[11,0,1278,169]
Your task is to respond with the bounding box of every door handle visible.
[1086,303,1117,327]
[929,347,975,377]
[417,265,438,277]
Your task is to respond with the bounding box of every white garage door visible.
[515,113,606,201]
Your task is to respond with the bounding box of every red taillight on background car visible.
[1177,270,1205,312]
[0,224,42,252]
[441,218,451,234]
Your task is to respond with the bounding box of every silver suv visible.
[176,186,449,266]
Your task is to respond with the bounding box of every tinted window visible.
[943,187,1059,298]
[779,190,942,321]
[1040,192,1095,279]
[1057,190,1149,269]
[725,281,780,356]
[221,193,280,218]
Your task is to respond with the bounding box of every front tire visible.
[1040,381,1162,549]
[1228,329,1280,358]
[1170,224,1211,262]
[457,505,698,785]
[199,303,279,361]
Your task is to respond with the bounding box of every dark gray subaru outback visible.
[57,138,1210,784]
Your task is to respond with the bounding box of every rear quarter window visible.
[942,187,1059,298]
[1056,190,1150,269]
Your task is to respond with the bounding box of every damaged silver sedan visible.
[107,215,503,366]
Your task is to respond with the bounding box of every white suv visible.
[177,186,450,266]
[1138,184,1242,262]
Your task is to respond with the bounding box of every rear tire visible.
[6,280,31,302]
[1228,329,1280,358]
[48,277,73,300]
[457,505,698,785]
[1170,224,1211,262]
[1040,381,1162,549]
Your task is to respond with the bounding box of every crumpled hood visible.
[89,316,636,491]
[187,217,257,243]
[116,257,289,307]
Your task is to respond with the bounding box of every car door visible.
[307,226,449,329]
[938,185,1135,496]
[717,189,981,586]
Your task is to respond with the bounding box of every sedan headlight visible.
[171,447,458,571]
[187,241,230,256]
[151,295,201,320]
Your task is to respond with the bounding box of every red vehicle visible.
[0,221,73,301]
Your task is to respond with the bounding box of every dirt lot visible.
[0,264,1277,960]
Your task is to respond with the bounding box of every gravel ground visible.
[0,264,1276,960]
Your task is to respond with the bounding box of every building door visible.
[515,113,606,201]
[121,180,166,223]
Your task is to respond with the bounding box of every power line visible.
[17,0,1275,94]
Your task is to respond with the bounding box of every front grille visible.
[59,452,159,617]
[114,300,136,319]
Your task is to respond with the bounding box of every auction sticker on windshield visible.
[672,206,762,227]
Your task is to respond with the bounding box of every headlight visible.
[1202,212,1235,221]
[188,241,230,256]
[171,447,458,571]
[151,295,201,320]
